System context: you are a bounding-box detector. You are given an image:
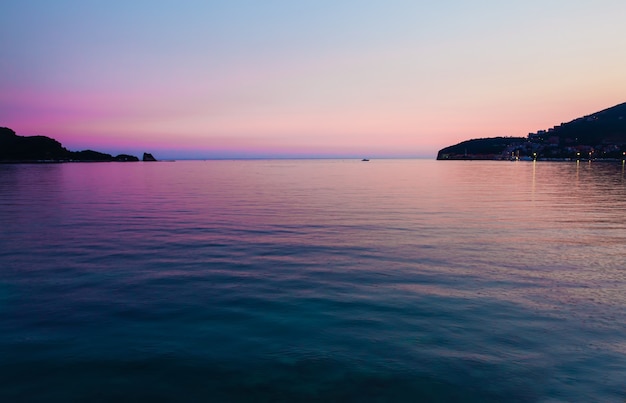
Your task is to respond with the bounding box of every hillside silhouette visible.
[438,102,626,160]
[0,127,140,162]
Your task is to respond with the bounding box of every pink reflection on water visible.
[14,160,621,328]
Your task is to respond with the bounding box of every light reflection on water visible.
[0,160,625,401]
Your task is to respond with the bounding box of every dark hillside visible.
[0,127,139,162]
[0,127,71,160]
[437,137,525,160]
[437,102,626,160]
[541,102,626,146]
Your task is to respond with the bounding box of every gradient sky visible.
[2,1,626,158]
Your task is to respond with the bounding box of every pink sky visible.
[2,1,625,158]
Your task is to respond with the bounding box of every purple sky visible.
[2,1,626,158]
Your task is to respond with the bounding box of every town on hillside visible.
[437,102,626,161]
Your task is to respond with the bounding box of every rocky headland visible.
[437,102,626,161]
[0,127,155,162]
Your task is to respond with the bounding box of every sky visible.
[1,1,626,159]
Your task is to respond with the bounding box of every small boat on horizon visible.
[361,158,370,161]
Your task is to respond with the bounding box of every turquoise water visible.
[1,160,625,401]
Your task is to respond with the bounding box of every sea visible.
[0,159,624,402]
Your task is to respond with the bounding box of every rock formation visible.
[142,152,157,161]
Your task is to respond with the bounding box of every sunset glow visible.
[2,1,626,158]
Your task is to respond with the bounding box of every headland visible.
[437,102,626,161]
[0,127,154,163]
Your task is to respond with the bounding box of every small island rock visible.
[142,152,157,161]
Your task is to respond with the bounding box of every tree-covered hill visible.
[437,137,526,160]
[437,102,626,160]
[0,127,139,162]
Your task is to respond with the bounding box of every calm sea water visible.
[0,159,625,402]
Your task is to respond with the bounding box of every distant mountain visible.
[437,102,626,160]
[0,127,140,162]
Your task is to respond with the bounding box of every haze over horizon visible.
[2,1,626,159]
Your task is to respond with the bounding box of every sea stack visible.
[142,152,157,161]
